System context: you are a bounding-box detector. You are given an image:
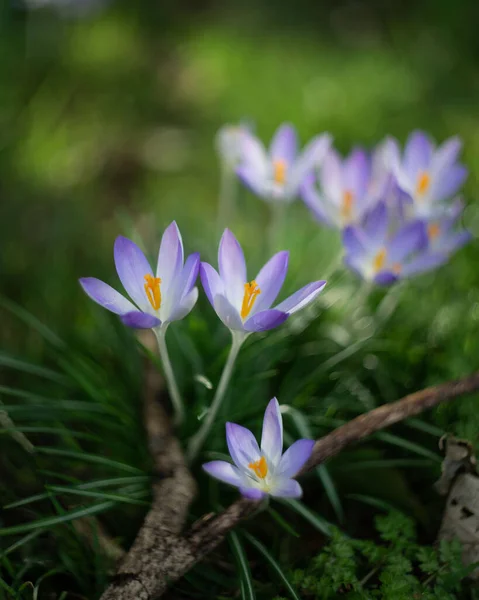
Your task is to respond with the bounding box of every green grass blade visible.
[374,432,441,462]
[242,532,301,600]
[45,485,149,506]
[0,530,43,558]
[337,458,433,471]
[0,354,67,384]
[281,499,333,537]
[228,531,256,600]
[267,507,299,538]
[35,447,144,473]
[346,493,398,512]
[405,417,444,437]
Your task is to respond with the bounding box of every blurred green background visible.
[1,0,479,598]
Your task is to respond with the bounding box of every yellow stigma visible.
[428,222,441,240]
[273,160,287,185]
[241,280,261,320]
[144,274,162,311]
[248,456,268,479]
[416,171,430,196]
[372,248,387,273]
[341,189,354,221]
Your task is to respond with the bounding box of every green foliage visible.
[291,512,472,599]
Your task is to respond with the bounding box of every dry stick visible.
[102,371,479,600]
[100,349,197,600]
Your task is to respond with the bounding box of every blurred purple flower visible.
[200,229,326,333]
[80,222,199,329]
[387,131,468,218]
[236,124,331,203]
[342,202,429,285]
[302,147,381,229]
[203,397,314,499]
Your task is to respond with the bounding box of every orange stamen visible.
[241,280,261,320]
[248,456,268,479]
[341,189,354,221]
[416,171,430,196]
[273,160,287,185]
[372,248,387,273]
[144,274,162,311]
[428,222,441,240]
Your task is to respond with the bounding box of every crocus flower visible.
[302,147,378,229]
[203,398,314,499]
[216,122,252,170]
[200,229,326,333]
[388,131,468,218]
[342,202,428,285]
[236,123,331,203]
[404,198,472,276]
[80,222,200,329]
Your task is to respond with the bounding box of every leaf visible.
[281,499,333,537]
[35,447,144,473]
[374,432,441,462]
[228,531,256,600]
[267,507,300,538]
[242,532,301,600]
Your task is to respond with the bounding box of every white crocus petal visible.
[166,287,199,323]
[157,222,184,296]
[260,398,283,466]
[270,478,302,498]
[213,294,244,331]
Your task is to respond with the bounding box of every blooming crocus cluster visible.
[235,123,332,203]
[203,398,314,499]
[200,229,326,333]
[301,130,471,283]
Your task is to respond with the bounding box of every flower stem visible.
[153,326,185,427]
[187,331,245,462]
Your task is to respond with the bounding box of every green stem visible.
[187,331,246,462]
[153,326,185,427]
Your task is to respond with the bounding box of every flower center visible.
[372,248,387,273]
[241,280,261,320]
[144,274,162,311]
[273,160,287,185]
[341,189,354,221]
[427,222,441,240]
[248,456,268,479]
[416,171,430,197]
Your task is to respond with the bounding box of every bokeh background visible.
[1,0,479,598]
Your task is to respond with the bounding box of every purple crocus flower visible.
[200,229,326,333]
[388,131,468,218]
[302,147,378,229]
[236,123,331,203]
[80,222,200,329]
[404,198,472,276]
[216,123,252,169]
[203,398,314,499]
[342,202,428,285]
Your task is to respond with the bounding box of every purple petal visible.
[277,439,314,478]
[202,461,242,487]
[320,149,343,201]
[252,251,289,313]
[430,165,468,203]
[239,132,269,177]
[167,287,198,323]
[200,262,224,307]
[120,311,161,329]
[243,309,288,332]
[362,202,388,242]
[79,278,136,315]
[344,148,370,200]
[301,176,332,227]
[433,230,472,256]
[157,221,184,295]
[431,136,462,173]
[290,133,332,190]
[236,164,266,197]
[213,294,244,331]
[342,226,369,257]
[373,271,398,286]
[274,281,326,315]
[403,131,432,179]
[269,123,297,163]
[178,252,200,299]
[388,221,427,263]
[226,422,261,471]
[270,479,303,498]
[343,255,364,278]
[218,229,247,307]
[260,398,283,466]
[114,236,153,311]
[239,486,266,500]
[372,136,400,178]
[401,252,447,277]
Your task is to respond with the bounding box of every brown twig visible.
[103,371,479,599]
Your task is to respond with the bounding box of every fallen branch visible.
[100,337,197,600]
[103,371,479,599]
